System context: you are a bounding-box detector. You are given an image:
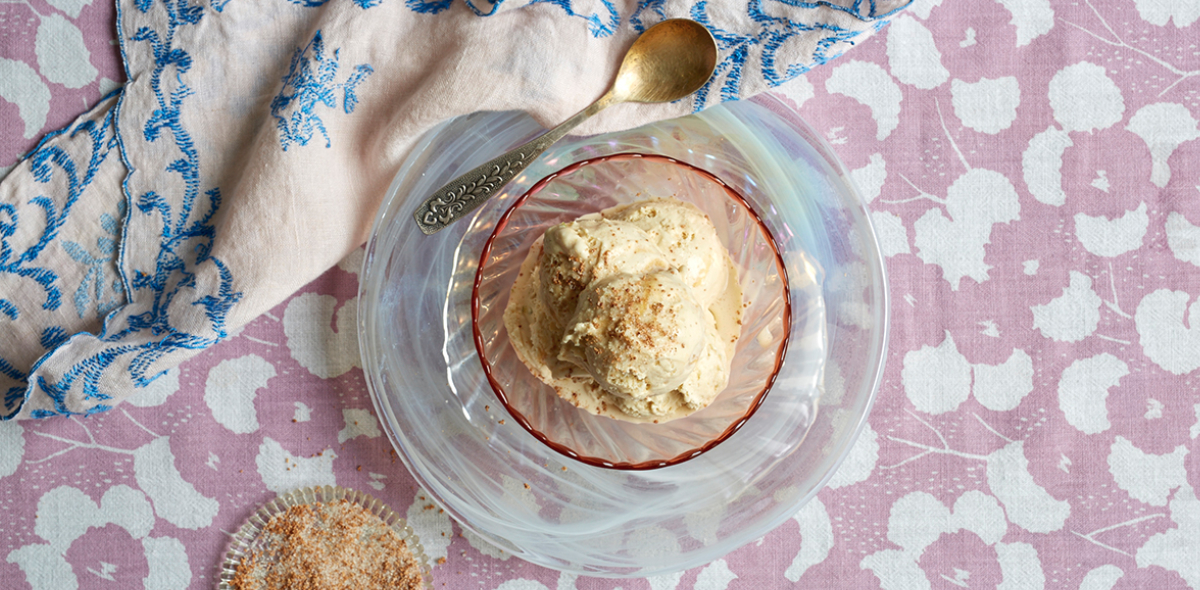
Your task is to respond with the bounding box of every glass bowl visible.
[471,154,793,469]
[358,94,888,577]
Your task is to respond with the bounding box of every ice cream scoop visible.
[538,218,668,329]
[559,270,707,400]
[604,197,731,307]
[502,198,742,423]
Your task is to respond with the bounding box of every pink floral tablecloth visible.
[4,0,1200,588]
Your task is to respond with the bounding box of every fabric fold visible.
[0,0,910,419]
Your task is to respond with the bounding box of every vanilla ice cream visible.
[502,197,742,423]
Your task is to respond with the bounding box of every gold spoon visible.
[413,19,719,235]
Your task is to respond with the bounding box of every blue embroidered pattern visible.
[18,0,243,419]
[40,327,69,350]
[63,203,125,320]
[636,0,908,107]
[282,0,380,9]
[406,0,453,13]
[405,0,618,34]
[0,114,118,322]
[271,31,374,151]
[1,106,122,418]
[533,0,619,36]
[1,354,26,413]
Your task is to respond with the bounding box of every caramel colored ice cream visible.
[502,197,742,423]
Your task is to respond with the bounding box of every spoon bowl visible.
[611,19,718,103]
[412,19,719,235]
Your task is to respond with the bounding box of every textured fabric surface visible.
[4,0,1200,589]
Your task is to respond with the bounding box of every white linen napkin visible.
[0,0,909,419]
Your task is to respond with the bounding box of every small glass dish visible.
[472,154,791,469]
[359,94,888,577]
[216,485,433,589]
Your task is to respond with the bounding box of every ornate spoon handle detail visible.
[413,97,611,235]
[413,19,718,235]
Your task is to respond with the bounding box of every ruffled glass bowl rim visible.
[357,94,890,577]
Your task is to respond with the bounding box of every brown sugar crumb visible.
[436,557,446,565]
[229,499,424,590]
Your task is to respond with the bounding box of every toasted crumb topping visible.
[230,499,424,590]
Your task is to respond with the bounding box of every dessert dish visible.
[359,96,886,572]
[503,197,743,423]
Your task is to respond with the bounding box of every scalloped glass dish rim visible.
[357,94,890,577]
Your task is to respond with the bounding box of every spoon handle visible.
[413,95,614,235]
